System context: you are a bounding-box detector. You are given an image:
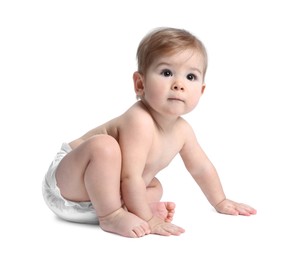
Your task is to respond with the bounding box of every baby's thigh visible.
[55,146,91,201]
[55,136,121,201]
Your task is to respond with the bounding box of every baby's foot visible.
[98,208,150,238]
[149,202,176,223]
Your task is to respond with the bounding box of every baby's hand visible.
[215,199,257,216]
[148,216,185,236]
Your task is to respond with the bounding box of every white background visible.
[1,0,291,259]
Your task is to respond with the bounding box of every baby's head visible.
[136,27,208,81]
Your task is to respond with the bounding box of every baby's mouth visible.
[168,97,184,102]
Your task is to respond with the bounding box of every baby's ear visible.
[133,71,145,97]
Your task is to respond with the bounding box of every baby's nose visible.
[172,84,184,91]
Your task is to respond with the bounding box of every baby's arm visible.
[119,113,154,222]
[180,123,256,216]
[119,110,184,235]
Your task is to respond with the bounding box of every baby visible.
[42,27,256,238]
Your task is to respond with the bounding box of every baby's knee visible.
[148,177,162,190]
[86,135,121,160]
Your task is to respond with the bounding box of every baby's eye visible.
[187,73,197,81]
[161,69,173,77]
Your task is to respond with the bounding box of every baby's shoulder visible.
[175,117,193,131]
[123,102,154,123]
[118,102,155,130]
[174,117,197,143]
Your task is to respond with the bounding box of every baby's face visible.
[140,48,206,117]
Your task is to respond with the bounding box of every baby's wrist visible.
[147,215,162,230]
[146,215,155,222]
[214,198,226,208]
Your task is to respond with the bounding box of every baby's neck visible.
[138,101,181,132]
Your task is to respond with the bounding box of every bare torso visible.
[69,101,187,185]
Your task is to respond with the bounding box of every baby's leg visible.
[55,135,149,238]
[146,178,175,222]
[146,177,163,202]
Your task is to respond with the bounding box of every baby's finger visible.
[163,223,185,236]
[237,204,257,216]
[225,207,239,215]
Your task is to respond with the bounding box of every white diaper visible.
[42,143,99,224]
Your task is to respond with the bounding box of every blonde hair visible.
[136,27,208,81]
